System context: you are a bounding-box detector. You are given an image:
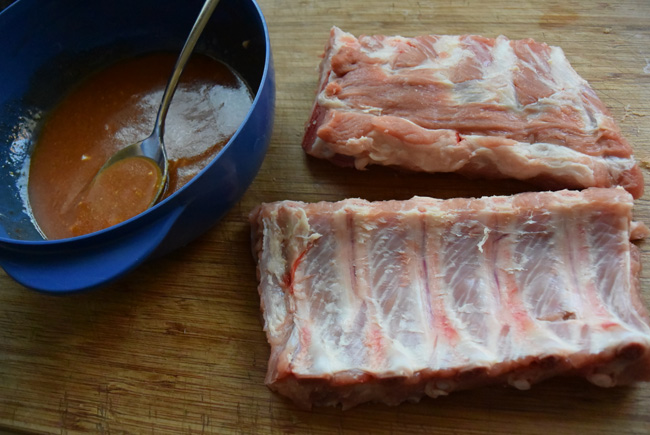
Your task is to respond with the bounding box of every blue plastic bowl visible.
[0,0,275,292]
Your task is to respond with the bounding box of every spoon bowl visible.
[96,135,168,209]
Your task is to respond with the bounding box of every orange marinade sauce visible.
[28,53,252,239]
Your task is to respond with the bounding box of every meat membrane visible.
[251,188,650,408]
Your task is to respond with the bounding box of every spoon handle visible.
[153,0,221,139]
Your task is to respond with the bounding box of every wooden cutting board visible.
[2,0,650,433]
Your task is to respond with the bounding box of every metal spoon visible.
[97,0,221,207]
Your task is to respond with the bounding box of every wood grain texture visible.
[2,0,650,433]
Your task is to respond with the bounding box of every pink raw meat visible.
[250,187,650,409]
[302,28,644,198]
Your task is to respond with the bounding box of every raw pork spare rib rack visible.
[250,188,650,409]
[302,27,644,198]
